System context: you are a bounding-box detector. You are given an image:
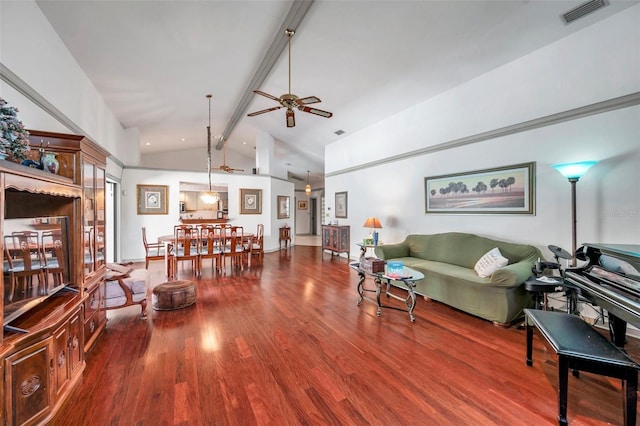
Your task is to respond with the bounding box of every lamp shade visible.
[363,217,382,229]
[552,161,598,180]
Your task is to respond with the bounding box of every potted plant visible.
[0,97,30,161]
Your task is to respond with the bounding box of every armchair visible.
[105,263,149,318]
[142,226,166,269]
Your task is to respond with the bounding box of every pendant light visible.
[202,94,218,205]
[305,170,311,195]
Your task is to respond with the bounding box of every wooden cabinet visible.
[4,339,53,426]
[322,225,350,257]
[53,309,83,399]
[1,130,109,425]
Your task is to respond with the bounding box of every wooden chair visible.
[105,263,149,318]
[245,224,264,266]
[41,231,66,287]
[171,225,200,276]
[223,226,244,271]
[142,226,166,269]
[199,225,223,273]
[4,240,46,302]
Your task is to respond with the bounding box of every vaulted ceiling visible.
[35,0,636,184]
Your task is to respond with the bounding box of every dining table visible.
[158,231,254,278]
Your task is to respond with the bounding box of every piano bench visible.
[525,309,640,426]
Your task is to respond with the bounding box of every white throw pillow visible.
[474,248,509,278]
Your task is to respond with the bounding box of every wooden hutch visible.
[1,130,108,425]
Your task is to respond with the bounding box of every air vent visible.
[334,129,345,135]
[562,0,608,24]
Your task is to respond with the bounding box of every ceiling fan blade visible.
[247,106,283,117]
[286,109,295,128]
[298,106,333,118]
[297,96,321,105]
[254,90,281,102]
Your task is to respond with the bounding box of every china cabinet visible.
[1,130,109,425]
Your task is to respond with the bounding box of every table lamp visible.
[551,160,598,266]
[363,217,382,245]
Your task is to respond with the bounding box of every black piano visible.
[564,243,640,347]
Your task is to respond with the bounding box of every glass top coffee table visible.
[349,262,424,322]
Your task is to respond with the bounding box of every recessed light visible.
[242,141,247,145]
[145,142,151,146]
[180,138,186,142]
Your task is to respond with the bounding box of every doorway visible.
[106,181,117,262]
[310,197,317,235]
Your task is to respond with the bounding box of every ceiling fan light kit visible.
[247,28,333,127]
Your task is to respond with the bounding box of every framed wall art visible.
[335,191,348,218]
[298,200,308,210]
[137,184,168,215]
[424,162,535,214]
[278,195,290,219]
[240,188,262,214]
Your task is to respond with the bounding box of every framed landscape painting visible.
[137,184,168,215]
[424,162,535,214]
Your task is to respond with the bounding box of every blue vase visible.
[373,231,379,246]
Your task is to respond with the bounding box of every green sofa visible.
[374,232,543,326]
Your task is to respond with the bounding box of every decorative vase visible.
[42,152,59,174]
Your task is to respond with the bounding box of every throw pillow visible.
[474,247,509,278]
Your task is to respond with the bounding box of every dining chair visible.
[200,225,223,273]
[245,224,264,267]
[4,240,46,302]
[223,226,244,271]
[142,226,166,269]
[84,227,94,272]
[171,225,201,276]
[41,231,66,287]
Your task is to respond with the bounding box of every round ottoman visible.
[152,280,196,311]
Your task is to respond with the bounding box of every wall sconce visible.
[552,160,598,266]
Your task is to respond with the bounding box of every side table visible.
[279,226,291,250]
[524,276,565,311]
[356,242,380,258]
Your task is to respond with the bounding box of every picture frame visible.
[278,195,290,219]
[297,200,308,210]
[424,162,535,214]
[335,191,348,218]
[240,188,262,214]
[137,184,169,215]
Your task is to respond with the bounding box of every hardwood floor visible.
[55,246,639,425]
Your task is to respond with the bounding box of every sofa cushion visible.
[474,247,509,277]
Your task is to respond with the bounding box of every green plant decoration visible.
[0,97,31,161]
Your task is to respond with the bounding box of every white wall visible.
[325,5,640,259]
[0,0,139,165]
[120,168,294,262]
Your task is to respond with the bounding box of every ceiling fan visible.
[216,137,244,173]
[247,28,333,128]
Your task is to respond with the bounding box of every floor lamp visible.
[551,160,598,267]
